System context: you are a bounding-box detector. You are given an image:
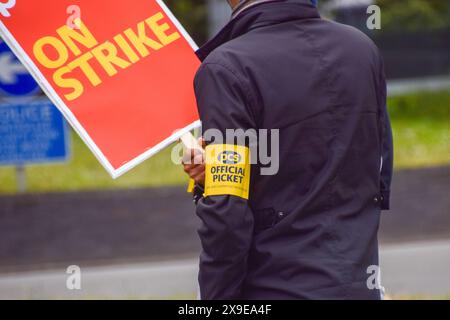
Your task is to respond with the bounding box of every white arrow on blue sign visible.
[0,39,40,97]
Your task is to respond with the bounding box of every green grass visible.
[0,139,189,194]
[0,90,449,194]
[389,90,450,168]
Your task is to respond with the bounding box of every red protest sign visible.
[0,0,200,178]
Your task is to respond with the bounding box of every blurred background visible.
[0,0,449,299]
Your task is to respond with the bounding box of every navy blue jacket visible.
[193,0,393,300]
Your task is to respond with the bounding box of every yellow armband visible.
[204,144,251,200]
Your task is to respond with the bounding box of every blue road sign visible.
[0,39,40,97]
[0,99,70,165]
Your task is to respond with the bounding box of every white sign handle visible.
[180,131,203,154]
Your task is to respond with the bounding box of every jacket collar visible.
[196,0,320,61]
[231,0,280,19]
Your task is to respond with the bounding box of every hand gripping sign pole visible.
[180,129,204,192]
[0,0,201,178]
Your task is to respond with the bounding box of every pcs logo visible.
[218,151,242,165]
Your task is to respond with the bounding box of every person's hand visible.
[182,138,206,186]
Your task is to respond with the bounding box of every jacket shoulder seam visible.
[199,61,258,123]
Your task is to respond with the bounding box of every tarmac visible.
[0,165,449,298]
[0,239,449,299]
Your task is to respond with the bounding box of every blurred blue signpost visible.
[0,40,70,193]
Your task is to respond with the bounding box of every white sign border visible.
[0,0,201,179]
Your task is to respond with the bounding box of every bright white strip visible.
[157,0,199,51]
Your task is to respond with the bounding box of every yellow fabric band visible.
[204,144,251,200]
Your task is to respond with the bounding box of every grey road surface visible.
[0,166,449,273]
[0,240,449,299]
[380,240,450,297]
[0,166,449,298]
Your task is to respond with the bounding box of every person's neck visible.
[231,0,278,19]
[228,0,244,10]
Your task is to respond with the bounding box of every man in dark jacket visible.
[183,0,393,300]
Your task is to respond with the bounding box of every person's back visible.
[191,0,393,299]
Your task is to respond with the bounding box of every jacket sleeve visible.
[379,59,393,210]
[193,62,256,299]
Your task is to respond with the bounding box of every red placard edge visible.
[0,0,201,179]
